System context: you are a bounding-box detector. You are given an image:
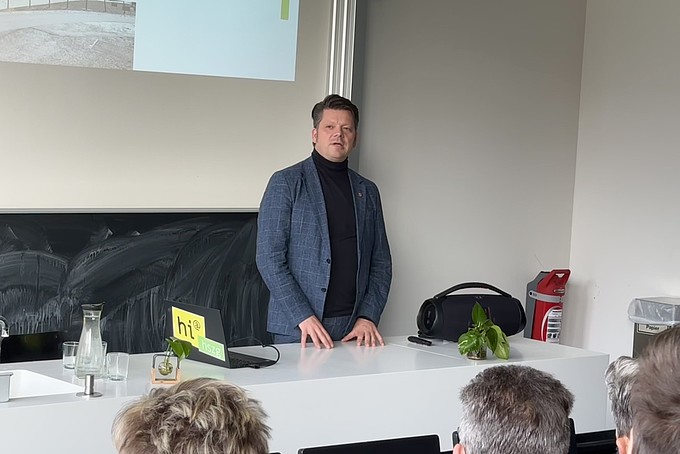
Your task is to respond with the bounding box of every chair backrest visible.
[569,417,617,454]
[298,434,441,454]
[568,418,578,454]
[575,429,617,454]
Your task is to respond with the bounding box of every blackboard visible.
[0,212,271,354]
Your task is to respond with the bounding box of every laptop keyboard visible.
[228,351,274,369]
[228,354,252,368]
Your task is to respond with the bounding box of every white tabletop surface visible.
[0,335,611,453]
[0,337,469,407]
[0,334,600,407]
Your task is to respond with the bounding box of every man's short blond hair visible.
[112,378,270,454]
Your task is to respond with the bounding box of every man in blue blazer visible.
[256,95,392,348]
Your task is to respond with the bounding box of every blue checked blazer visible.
[256,156,392,337]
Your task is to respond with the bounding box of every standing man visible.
[256,94,392,348]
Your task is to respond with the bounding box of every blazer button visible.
[326,259,331,264]
[321,288,327,293]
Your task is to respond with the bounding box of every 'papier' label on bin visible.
[636,323,670,335]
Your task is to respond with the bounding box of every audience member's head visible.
[112,378,270,454]
[630,326,680,454]
[604,355,638,453]
[453,365,574,454]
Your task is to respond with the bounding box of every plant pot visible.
[151,353,181,384]
[466,348,487,360]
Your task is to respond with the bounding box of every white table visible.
[0,335,610,454]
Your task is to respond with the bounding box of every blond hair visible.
[112,378,270,454]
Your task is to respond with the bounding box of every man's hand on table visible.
[342,318,384,347]
[299,315,334,349]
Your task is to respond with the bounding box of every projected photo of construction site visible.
[0,1,136,69]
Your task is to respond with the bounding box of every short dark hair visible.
[458,365,574,454]
[311,94,359,130]
[631,326,680,454]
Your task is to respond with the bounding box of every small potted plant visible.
[151,337,192,384]
[457,302,510,360]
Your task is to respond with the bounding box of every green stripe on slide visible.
[281,0,290,20]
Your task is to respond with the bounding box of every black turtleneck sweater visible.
[312,150,358,318]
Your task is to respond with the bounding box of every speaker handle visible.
[432,282,512,300]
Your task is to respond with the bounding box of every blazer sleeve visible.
[256,171,315,327]
[356,185,392,324]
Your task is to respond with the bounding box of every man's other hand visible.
[299,316,334,349]
[342,318,384,347]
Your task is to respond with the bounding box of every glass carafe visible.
[74,303,105,379]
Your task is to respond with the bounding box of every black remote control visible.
[407,335,432,346]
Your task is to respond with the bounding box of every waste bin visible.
[628,297,680,357]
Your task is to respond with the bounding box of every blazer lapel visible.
[302,157,329,236]
[349,171,366,244]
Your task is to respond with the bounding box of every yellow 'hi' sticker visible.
[171,306,205,348]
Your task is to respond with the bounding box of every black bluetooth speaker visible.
[416,282,526,341]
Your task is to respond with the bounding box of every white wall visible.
[0,0,331,210]
[358,0,586,337]
[7,0,677,363]
[564,0,680,360]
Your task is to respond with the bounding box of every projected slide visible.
[0,0,299,81]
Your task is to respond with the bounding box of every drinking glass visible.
[106,352,130,381]
[62,341,78,369]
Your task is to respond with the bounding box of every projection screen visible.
[0,0,341,210]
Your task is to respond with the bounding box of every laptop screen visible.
[165,301,230,368]
[164,300,276,369]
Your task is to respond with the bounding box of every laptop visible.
[298,434,441,454]
[165,300,276,369]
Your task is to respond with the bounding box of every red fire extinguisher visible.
[523,269,570,343]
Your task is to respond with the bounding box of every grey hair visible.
[604,356,638,437]
[112,378,270,454]
[458,365,574,454]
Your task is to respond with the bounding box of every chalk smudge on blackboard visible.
[0,213,270,354]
